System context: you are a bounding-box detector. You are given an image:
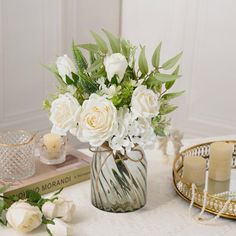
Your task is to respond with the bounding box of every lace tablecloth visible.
[1,136,236,236]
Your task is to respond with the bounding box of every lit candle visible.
[183,156,206,186]
[208,142,233,181]
[43,133,63,159]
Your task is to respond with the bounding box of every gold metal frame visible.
[172,140,236,220]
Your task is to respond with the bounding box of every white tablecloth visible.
[1,136,236,236]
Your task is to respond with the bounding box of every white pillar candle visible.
[43,133,62,159]
[183,156,206,186]
[207,178,230,195]
[208,142,233,181]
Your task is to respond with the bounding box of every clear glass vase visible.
[90,144,147,213]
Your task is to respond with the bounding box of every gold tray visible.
[172,140,236,219]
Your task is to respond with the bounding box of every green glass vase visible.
[90,144,147,213]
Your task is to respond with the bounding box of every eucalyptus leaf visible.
[91,31,108,53]
[72,41,88,70]
[121,40,130,59]
[160,104,178,115]
[162,91,184,100]
[138,46,148,75]
[78,43,99,52]
[103,29,120,53]
[156,73,180,82]
[152,42,162,69]
[161,52,182,70]
[165,65,180,89]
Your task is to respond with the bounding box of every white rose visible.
[47,218,73,236]
[77,94,117,146]
[50,93,81,136]
[42,198,75,222]
[56,55,76,83]
[104,53,128,83]
[131,85,159,118]
[6,201,42,233]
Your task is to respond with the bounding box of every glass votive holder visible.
[38,134,67,165]
[0,130,36,181]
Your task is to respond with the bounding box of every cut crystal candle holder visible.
[0,130,36,181]
[38,135,67,165]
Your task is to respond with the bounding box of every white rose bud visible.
[131,85,159,118]
[56,55,76,83]
[6,201,42,233]
[42,198,75,222]
[50,93,81,136]
[47,218,73,236]
[77,94,118,146]
[104,53,128,83]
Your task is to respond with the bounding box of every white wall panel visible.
[121,0,236,137]
[0,0,121,131]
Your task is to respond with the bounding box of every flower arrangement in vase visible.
[44,30,183,212]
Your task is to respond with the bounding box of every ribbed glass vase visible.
[90,144,147,213]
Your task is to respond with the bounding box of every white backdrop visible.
[0,0,236,138]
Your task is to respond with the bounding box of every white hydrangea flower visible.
[97,77,121,99]
[129,117,157,149]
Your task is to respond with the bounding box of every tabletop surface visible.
[1,136,236,236]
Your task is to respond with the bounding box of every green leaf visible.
[102,29,120,53]
[156,73,180,82]
[89,51,96,64]
[162,91,184,100]
[91,31,108,53]
[77,72,98,94]
[65,75,74,85]
[26,190,41,202]
[46,226,53,236]
[78,43,99,52]
[161,52,183,70]
[160,104,178,115]
[152,42,162,68]
[52,188,63,197]
[46,64,66,87]
[87,58,103,73]
[121,40,130,59]
[138,46,148,75]
[165,65,180,89]
[0,184,11,194]
[71,72,79,84]
[43,99,51,111]
[72,41,88,70]
[145,74,162,93]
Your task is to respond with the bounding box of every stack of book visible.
[1,149,91,198]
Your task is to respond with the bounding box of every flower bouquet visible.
[44,30,183,212]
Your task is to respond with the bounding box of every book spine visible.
[4,167,90,198]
